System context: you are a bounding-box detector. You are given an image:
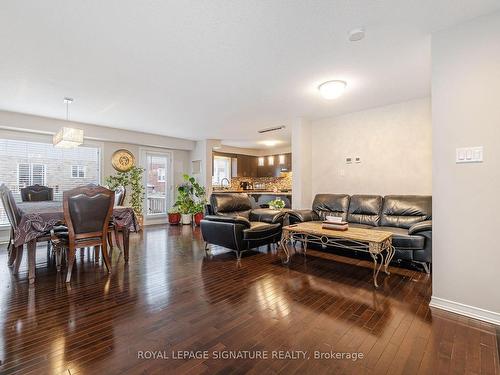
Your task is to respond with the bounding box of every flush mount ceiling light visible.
[260,140,280,147]
[53,97,84,148]
[318,80,347,99]
[349,28,365,42]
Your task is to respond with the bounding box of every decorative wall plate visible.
[111,149,136,172]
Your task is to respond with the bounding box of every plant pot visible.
[194,212,204,226]
[168,212,181,225]
[136,214,144,230]
[181,214,192,225]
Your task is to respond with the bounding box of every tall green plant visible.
[174,174,206,214]
[105,166,145,216]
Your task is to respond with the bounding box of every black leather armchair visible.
[201,193,286,259]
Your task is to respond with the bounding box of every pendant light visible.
[53,97,84,148]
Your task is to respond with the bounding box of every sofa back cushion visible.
[210,193,252,218]
[347,195,382,226]
[380,195,432,229]
[312,194,350,221]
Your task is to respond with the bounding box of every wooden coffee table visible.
[280,222,395,287]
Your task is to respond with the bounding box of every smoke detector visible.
[349,28,365,42]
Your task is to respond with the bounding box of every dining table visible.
[13,201,137,284]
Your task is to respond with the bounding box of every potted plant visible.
[176,179,195,225]
[193,202,205,226]
[173,174,207,226]
[105,166,146,229]
[167,206,181,225]
[190,176,207,226]
[268,198,286,210]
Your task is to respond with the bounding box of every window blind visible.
[0,138,100,225]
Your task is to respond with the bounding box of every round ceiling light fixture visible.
[260,140,280,147]
[349,28,365,42]
[318,80,347,99]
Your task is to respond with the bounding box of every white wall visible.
[310,98,432,197]
[431,11,500,323]
[291,118,312,209]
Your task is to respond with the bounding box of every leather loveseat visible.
[201,193,286,259]
[290,194,432,273]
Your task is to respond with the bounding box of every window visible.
[17,163,46,190]
[71,165,86,178]
[0,138,100,225]
[157,168,166,182]
[212,156,231,185]
[144,152,170,216]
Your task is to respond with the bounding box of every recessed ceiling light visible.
[260,140,280,147]
[318,80,347,99]
[349,28,365,42]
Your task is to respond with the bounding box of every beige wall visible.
[310,98,432,196]
[101,142,189,193]
[431,11,500,322]
[291,118,312,209]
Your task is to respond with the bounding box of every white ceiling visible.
[0,1,498,149]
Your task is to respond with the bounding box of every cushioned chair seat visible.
[375,226,425,249]
[243,222,281,241]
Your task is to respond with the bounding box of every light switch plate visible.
[456,146,483,163]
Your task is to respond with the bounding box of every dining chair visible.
[20,184,54,202]
[51,185,115,283]
[0,184,22,268]
[0,184,55,276]
[107,186,126,249]
[114,186,126,206]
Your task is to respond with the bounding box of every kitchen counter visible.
[212,189,292,196]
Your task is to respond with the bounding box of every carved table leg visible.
[279,230,291,263]
[27,239,36,284]
[122,226,130,262]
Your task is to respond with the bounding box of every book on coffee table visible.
[322,221,349,231]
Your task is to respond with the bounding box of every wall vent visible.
[258,125,285,134]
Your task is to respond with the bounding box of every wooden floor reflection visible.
[0,225,498,374]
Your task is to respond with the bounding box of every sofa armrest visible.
[288,209,320,223]
[202,215,251,228]
[249,208,286,224]
[408,220,432,235]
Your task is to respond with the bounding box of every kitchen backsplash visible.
[230,172,292,191]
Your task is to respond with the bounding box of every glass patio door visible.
[143,151,171,217]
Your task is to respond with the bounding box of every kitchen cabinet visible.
[213,152,291,178]
[236,154,258,177]
[257,153,292,177]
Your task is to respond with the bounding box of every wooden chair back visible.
[63,185,114,241]
[20,184,53,202]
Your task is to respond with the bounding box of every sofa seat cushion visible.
[243,222,281,241]
[347,223,374,229]
[374,226,425,249]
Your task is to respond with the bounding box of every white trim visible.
[139,147,174,219]
[430,296,500,326]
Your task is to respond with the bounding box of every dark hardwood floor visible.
[0,225,498,375]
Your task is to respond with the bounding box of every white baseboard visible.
[430,296,500,326]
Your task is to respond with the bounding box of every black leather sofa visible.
[290,194,432,273]
[201,193,286,259]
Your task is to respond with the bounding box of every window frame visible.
[71,165,86,179]
[212,155,232,185]
[16,162,47,191]
[0,131,102,228]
